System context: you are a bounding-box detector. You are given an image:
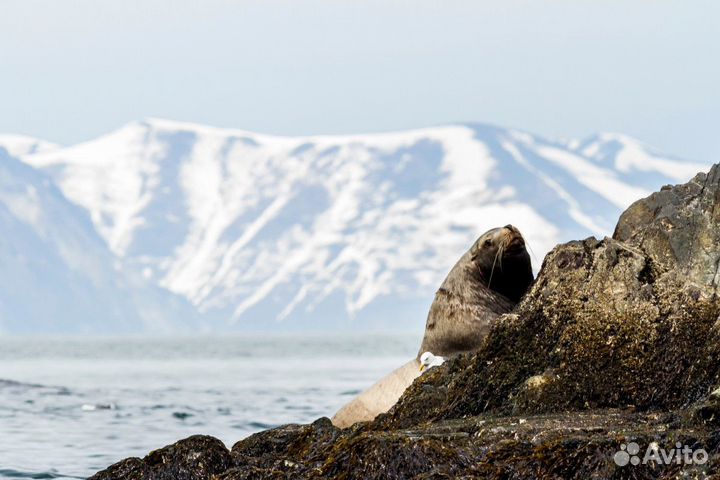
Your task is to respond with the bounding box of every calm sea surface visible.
[0,334,420,479]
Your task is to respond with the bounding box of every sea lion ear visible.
[470,236,484,254]
[471,227,500,255]
[470,230,488,252]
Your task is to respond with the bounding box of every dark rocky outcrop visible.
[89,435,232,480]
[92,166,720,479]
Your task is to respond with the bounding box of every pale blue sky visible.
[1,0,718,162]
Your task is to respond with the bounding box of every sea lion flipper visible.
[331,359,420,428]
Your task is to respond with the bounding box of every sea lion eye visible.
[483,239,492,247]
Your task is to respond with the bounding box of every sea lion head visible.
[469,224,533,302]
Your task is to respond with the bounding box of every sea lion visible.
[418,224,533,357]
[332,225,533,428]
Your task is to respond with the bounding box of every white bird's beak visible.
[419,364,426,372]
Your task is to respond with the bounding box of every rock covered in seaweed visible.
[382,165,720,428]
[91,165,720,479]
[89,435,232,480]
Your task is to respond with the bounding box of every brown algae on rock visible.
[91,166,720,479]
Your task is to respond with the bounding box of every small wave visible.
[81,403,117,411]
[50,388,72,397]
[340,389,361,396]
[0,379,45,389]
[172,411,194,420]
[247,421,276,429]
[0,379,72,397]
[0,468,83,479]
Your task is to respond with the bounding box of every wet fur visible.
[332,226,533,428]
[419,225,533,358]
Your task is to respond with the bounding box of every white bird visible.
[419,351,445,372]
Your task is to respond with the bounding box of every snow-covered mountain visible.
[0,134,60,158]
[565,132,708,190]
[0,146,196,334]
[2,119,711,333]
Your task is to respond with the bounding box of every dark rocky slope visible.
[91,165,720,479]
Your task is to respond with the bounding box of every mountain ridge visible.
[0,119,711,332]
[0,146,196,333]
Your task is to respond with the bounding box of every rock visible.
[228,417,340,474]
[89,435,232,480]
[381,166,720,427]
[92,165,720,479]
[89,457,148,480]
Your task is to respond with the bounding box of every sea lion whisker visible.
[489,245,502,287]
[525,240,540,264]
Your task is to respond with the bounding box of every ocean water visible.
[0,334,420,479]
